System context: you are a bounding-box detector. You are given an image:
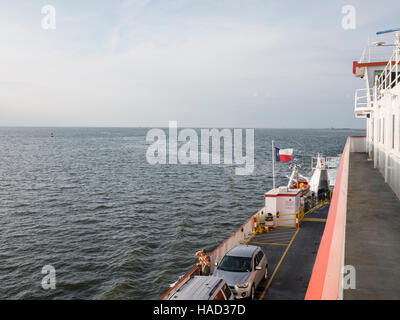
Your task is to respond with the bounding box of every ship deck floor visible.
[344,152,400,299]
[246,204,329,300]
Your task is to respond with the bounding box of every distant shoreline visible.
[0,126,366,130]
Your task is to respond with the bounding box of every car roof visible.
[169,276,225,300]
[226,245,259,258]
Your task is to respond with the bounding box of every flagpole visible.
[272,140,275,189]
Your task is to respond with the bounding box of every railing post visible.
[386,67,388,90]
[396,46,399,86]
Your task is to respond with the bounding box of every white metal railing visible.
[359,45,396,63]
[354,88,374,114]
[311,156,340,170]
[376,41,400,100]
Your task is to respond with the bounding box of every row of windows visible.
[376,114,399,151]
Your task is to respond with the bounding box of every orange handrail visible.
[305,136,359,299]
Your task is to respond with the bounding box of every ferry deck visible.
[344,152,400,299]
[162,136,400,300]
[247,204,329,300]
[252,149,400,300]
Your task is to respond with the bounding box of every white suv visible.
[213,245,268,299]
[169,276,234,300]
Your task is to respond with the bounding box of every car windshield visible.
[218,255,252,272]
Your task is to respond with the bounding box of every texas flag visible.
[275,147,293,162]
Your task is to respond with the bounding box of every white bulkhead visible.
[264,187,301,227]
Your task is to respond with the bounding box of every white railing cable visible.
[354,88,373,112]
[376,41,400,99]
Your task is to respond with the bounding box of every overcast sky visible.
[1,0,399,128]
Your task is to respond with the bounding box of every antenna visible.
[376,28,400,35]
[376,28,400,46]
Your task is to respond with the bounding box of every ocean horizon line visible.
[0,125,366,130]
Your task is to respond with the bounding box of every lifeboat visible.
[290,180,310,197]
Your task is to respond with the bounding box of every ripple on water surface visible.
[0,127,363,299]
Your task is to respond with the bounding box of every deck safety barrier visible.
[376,43,400,99]
[253,212,299,233]
[253,195,331,234]
[354,88,374,114]
[305,137,366,300]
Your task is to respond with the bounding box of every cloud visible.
[1,1,399,127]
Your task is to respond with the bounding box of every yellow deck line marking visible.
[259,228,300,300]
[302,218,326,222]
[245,233,256,244]
[254,239,293,243]
[248,241,289,246]
[250,237,294,243]
[304,207,320,216]
[267,230,296,233]
[246,228,296,245]
[256,234,295,239]
[304,204,322,216]
[254,234,295,238]
[304,201,329,217]
[246,232,295,244]
[271,232,296,236]
[255,239,293,243]
[259,231,296,236]
[274,228,297,231]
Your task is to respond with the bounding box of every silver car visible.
[169,276,234,300]
[213,245,268,299]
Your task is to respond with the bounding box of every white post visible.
[396,32,399,86]
[272,140,276,189]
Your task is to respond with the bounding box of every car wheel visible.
[264,265,268,280]
[250,285,255,300]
